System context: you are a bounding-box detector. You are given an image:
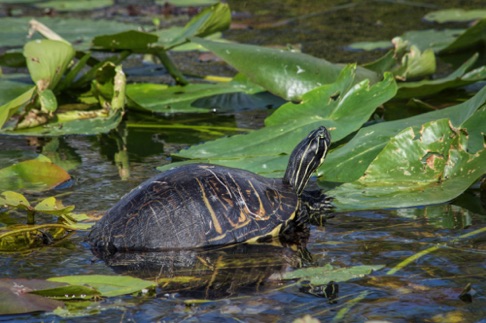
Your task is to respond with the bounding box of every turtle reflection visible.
[92,243,311,299]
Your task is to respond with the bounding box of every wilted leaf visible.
[283,264,385,285]
[320,86,486,182]
[0,155,71,191]
[328,118,486,211]
[190,37,380,101]
[396,53,486,98]
[24,39,75,91]
[0,278,66,315]
[0,191,31,209]
[4,109,123,136]
[34,197,75,215]
[48,275,155,297]
[2,64,125,136]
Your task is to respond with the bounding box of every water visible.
[1,0,485,321]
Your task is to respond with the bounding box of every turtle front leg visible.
[301,190,334,226]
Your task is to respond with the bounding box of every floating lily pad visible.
[424,9,486,23]
[35,0,112,11]
[127,77,265,114]
[283,264,385,285]
[48,275,155,298]
[0,17,141,50]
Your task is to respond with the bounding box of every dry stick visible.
[386,226,486,275]
[28,19,67,42]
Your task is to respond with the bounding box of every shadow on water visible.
[92,243,309,300]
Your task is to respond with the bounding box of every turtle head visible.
[284,126,331,195]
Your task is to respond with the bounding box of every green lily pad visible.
[347,40,392,51]
[424,9,486,23]
[48,275,155,298]
[0,155,71,192]
[159,0,219,6]
[190,37,380,101]
[35,0,112,11]
[400,29,464,52]
[328,118,486,211]
[320,85,486,183]
[127,76,265,114]
[0,17,141,50]
[283,264,385,285]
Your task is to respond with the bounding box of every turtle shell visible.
[88,164,299,251]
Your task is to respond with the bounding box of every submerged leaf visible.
[0,278,66,315]
[48,275,155,298]
[0,224,72,251]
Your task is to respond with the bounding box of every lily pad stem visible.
[154,50,188,86]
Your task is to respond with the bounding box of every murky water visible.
[1,0,485,322]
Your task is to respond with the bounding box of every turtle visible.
[88,126,332,252]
